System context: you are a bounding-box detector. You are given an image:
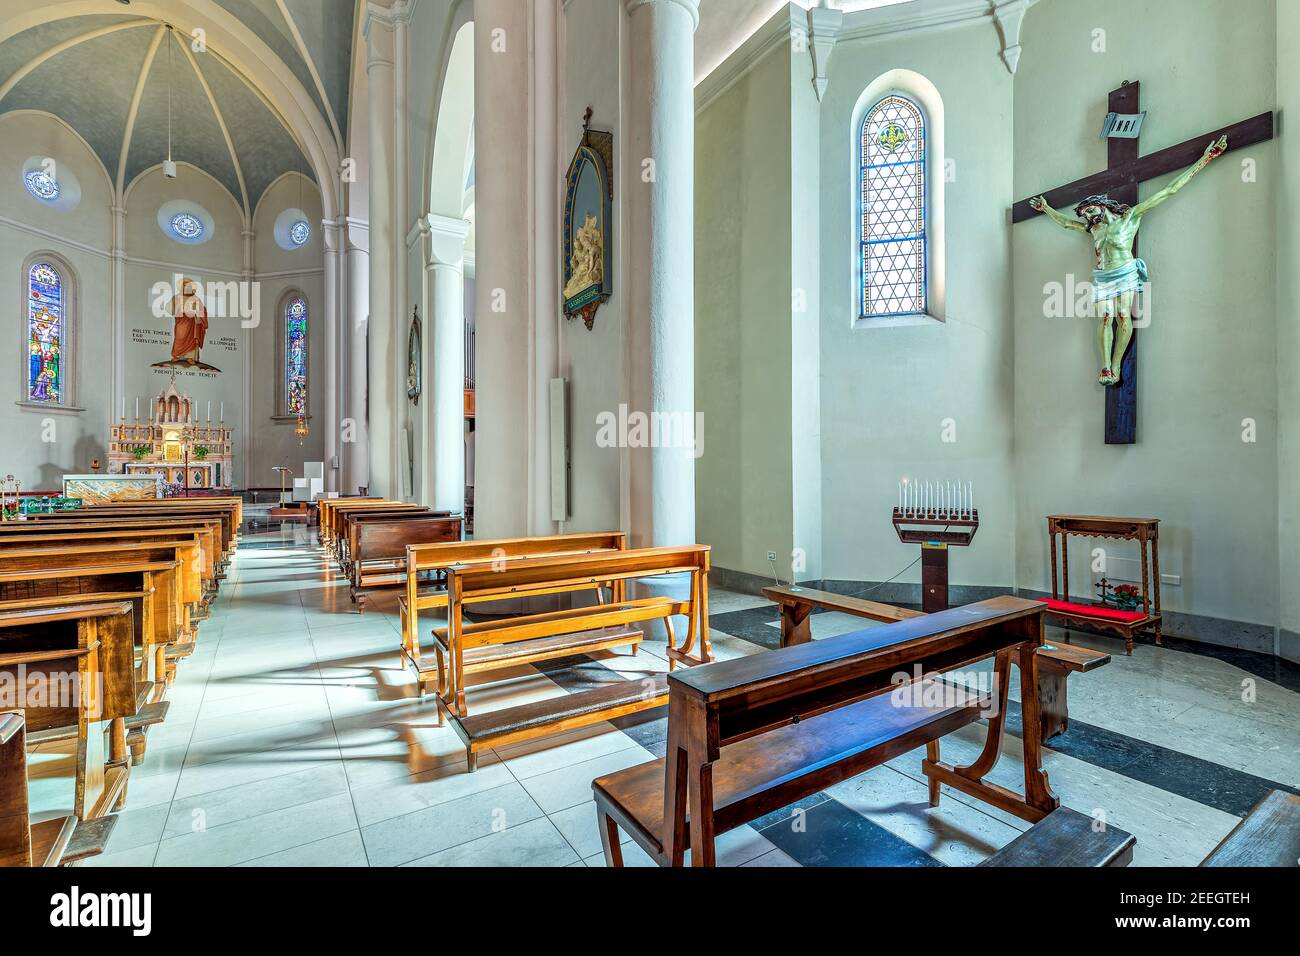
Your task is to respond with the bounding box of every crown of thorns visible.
[1074,194,1131,217]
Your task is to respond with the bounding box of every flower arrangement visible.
[1112,584,1141,611]
[193,446,210,461]
[131,445,151,461]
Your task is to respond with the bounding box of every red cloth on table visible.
[1043,598,1146,623]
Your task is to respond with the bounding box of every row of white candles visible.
[120,397,224,421]
[897,479,975,514]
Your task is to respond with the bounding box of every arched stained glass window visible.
[860,94,927,318]
[27,262,64,403]
[285,296,307,415]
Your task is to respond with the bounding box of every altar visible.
[107,383,235,492]
[64,473,163,503]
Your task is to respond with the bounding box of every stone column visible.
[109,204,127,432]
[623,0,699,549]
[321,217,343,492]
[422,214,470,513]
[364,3,398,497]
[344,226,371,494]
[241,228,255,491]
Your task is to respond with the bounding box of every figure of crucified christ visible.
[1029,135,1227,386]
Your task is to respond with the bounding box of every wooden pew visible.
[317,496,383,537]
[32,499,241,559]
[399,531,627,660]
[319,499,404,550]
[430,546,713,770]
[0,602,137,820]
[338,508,435,573]
[1,712,81,866]
[0,543,202,644]
[0,518,225,586]
[978,806,1135,867]
[0,529,218,601]
[0,590,167,766]
[0,561,184,687]
[345,514,462,608]
[762,584,1110,743]
[1201,790,1300,867]
[326,503,425,558]
[591,596,1060,866]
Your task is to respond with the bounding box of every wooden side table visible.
[1045,514,1162,655]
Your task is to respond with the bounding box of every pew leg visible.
[465,747,477,773]
[926,741,941,806]
[1037,661,1069,742]
[664,617,678,672]
[598,810,624,868]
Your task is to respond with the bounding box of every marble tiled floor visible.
[55,521,1300,867]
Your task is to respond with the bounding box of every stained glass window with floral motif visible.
[27,262,64,403]
[285,296,307,414]
[860,94,927,318]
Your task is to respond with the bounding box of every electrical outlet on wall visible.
[767,551,778,562]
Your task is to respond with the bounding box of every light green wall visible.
[1278,0,1299,643]
[695,36,797,579]
[817,18,1017,589]
[1012,0,1279,626]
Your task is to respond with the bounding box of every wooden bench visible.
[1201,790,1300,867]
[346,514,462,608]
[0,543,201,645]
[0,602,137,820]
[1,712,80,866]
[317,496,383,536]
[0,562,184,687]
[762,585,1110,743]
[978,806,1135,866]
[336,507,436,569]
[1045,515,1162,655]
[591,596,1059,866]
[321,501,417,552]
[0,519,225,586]
[33,499,241,559]
[399,531,626,659]
[0,529,218,602]
[427,546,713,771]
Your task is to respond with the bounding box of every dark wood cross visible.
[1012,81,1274,444]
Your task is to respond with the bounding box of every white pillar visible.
[422,215,470,513]
[393,1,412,500]
[322,218,343,492]
[473,0,533,537]
[241,228,255,491]
[624,0,698,549]
[109,203,127,440]
[344,228,371,494]
[365,4,398,497]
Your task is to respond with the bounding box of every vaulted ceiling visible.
[0,1,355,213]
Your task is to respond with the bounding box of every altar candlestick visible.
[207,401,211,422]
[135,397,139,420]
[220,402,224,422]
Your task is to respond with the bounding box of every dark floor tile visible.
[760,797,943,868]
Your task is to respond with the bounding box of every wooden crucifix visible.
[1013,81,1274,444]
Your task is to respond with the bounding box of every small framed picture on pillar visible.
[562,107,613,331]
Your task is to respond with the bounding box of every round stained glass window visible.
[169,212,204,240]
[289,220,311,246]
[23,169,60,201]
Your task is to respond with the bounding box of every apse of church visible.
[107,383,234,492]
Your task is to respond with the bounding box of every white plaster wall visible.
[0,112,113,488]
[559,0,624,534]
[695,40,796,578]
[817,20,1016,588]
[1012,0,1279,626]
[248,173,326,485]
[123,166,248,487]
